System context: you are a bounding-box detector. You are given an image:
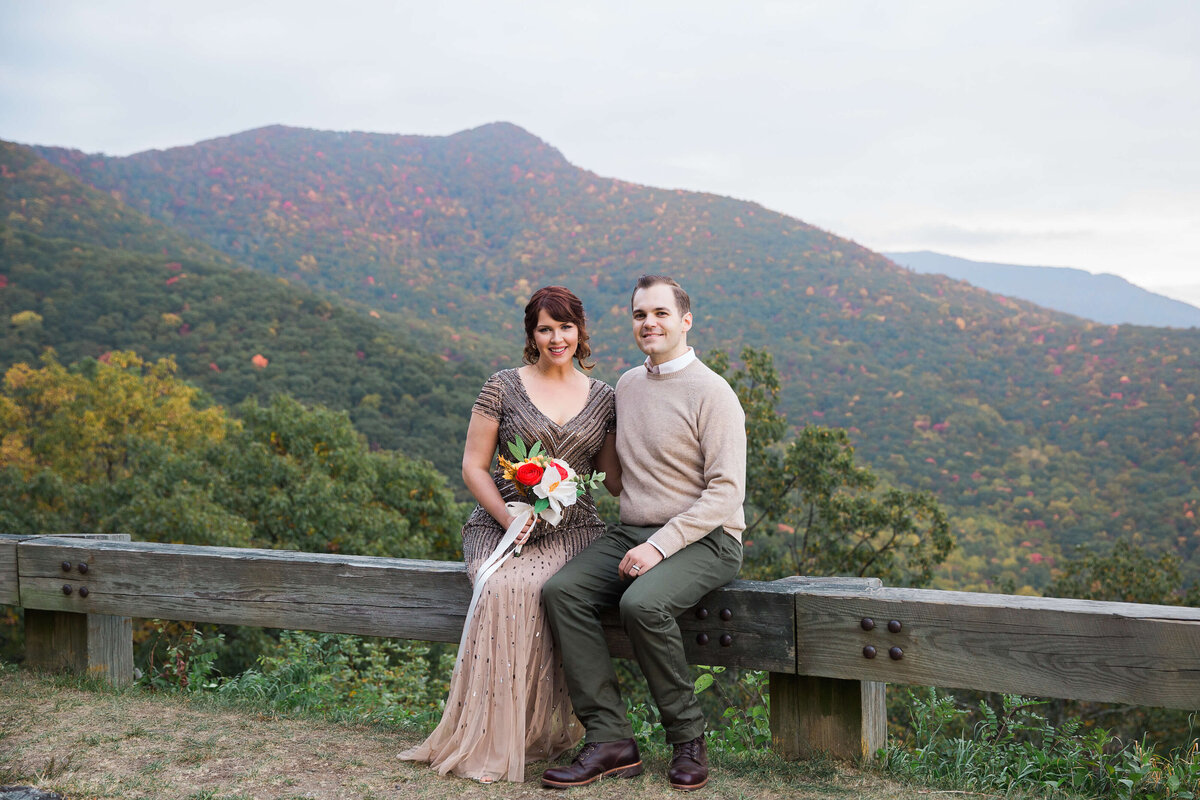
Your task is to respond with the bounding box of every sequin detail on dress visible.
[399,369,615,783]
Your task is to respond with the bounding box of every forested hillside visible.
[0,141,487,480]
[18,126,1200,591]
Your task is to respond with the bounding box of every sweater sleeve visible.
[647,381,747,557]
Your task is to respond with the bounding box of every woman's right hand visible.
[509,514,536,546]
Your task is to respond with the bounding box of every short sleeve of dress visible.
[471,372,505,421]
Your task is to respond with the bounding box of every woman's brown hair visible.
[523,286,594,369]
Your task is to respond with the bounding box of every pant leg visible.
[617,529,742,744]
[542,525,639,743]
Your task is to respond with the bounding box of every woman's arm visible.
[461,412,533,541]
[595,431,622,497]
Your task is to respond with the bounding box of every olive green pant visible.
[543,524,742,744]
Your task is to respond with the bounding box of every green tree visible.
[0,352,465,558]
[218,395,465,558]
[709,346,953,586]
[1048,537,1200,606]
[1,350,228,484]
[0,350,238,538]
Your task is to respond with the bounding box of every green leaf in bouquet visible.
[507,435,528,460]
[533,497,550,514]
[528,440,544,459]
[579,471,602,492]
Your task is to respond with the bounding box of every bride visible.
[399,285,620,783]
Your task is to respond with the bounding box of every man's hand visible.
[619,542,664,580]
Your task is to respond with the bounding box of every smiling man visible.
[542,275,747,792]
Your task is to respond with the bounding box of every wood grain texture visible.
[0,536,19,606]
[20,535,135,685]
[0,533,49,603]
[17,540,791,668]
[24,609,133,686]
[20,539,475,642]
[769,673,886,761]
[85,612,134,686]
[26,609,88,671]
[796,587,1200,710]
[20,539,1200,709]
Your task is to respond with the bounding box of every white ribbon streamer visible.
[456,501,535,658]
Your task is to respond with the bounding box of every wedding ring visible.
[631,564,641,573]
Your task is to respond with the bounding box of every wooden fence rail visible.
[3,534,1199,761]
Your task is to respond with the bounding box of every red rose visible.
[515,462,544,486]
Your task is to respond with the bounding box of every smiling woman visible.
[399,285,622,784]
[521,286,594,371]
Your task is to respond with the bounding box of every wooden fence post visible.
[769,673,886,761]
[20,534,134,686]
[770,576,887,761]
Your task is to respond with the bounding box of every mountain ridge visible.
[0,139,487,480]
[11,124,1200,592]
[886,250,1200,328]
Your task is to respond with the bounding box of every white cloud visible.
[1,0,1197,286]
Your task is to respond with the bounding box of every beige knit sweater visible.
[615,359,747,557]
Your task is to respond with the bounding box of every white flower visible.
[534,459,579,526]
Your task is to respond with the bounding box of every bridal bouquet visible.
[499,436,604,553]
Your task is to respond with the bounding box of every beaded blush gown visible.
[399,369,616,783]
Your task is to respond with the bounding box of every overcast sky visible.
[3,1,1197,295]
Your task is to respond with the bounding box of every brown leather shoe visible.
[541,738,643,789]
[668,735,708,791]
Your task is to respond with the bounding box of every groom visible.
[542,275,746,792]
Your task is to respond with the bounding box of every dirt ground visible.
[0,667,924,800]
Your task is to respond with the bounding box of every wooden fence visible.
[3,533,1199,761]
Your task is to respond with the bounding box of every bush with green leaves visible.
[139,625,454,730]
[885,687,1200,799]
[141,621,226,692]
[695,666,771,752]
[621,665,771,757]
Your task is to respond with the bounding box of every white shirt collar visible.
[644,347,697,375]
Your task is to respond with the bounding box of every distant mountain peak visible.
[452,120,540,141]
[886,250,1200,328]
[171,122,573,172]
[445,121,570,166]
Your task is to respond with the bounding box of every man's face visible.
[631,283,692,364]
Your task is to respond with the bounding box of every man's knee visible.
[618,587,670,628]
[542,570,570,610]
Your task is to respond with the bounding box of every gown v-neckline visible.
[514,370,597,429]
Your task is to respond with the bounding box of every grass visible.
[0,663,910,799]
[884,688,1200,800]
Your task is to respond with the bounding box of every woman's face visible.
[532,308,579,366]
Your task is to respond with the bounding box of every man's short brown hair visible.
[631,275,691,316]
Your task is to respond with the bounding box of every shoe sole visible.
[540,761,644,789]
[669,776,709,791]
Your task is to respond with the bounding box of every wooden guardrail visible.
[3,533,1199,761]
